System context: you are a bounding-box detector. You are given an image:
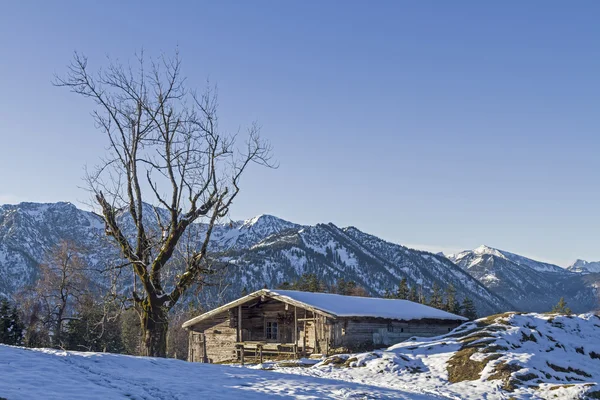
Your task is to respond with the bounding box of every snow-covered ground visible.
[0,345,433,399]
[2,313,600,399]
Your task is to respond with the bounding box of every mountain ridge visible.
[447,245,599,312]
[0,202,597,314]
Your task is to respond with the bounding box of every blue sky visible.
[1,1,599,266]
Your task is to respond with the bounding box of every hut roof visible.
[182,289,467,329]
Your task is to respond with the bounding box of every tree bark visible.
[139,301,169,358]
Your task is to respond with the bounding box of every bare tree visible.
[54,50,274,357]
[27,241,90,348]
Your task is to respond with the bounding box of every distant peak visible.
[239,214,298,229]
[242,214,267,226]
[570,259,588,266]
[473,245,506,258]
[242,214,278,226]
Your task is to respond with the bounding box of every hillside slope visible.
[274,312,600,399]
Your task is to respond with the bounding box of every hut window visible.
[266,321,279,340]
[387,323,393,332]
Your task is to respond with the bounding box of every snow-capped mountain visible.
[448,245,599,312]
[0,202,297,298]
[1,202,597,315]
[0,202,511,315]
[568,259,600,274]
[0,202,109,297]
[220,224,512,315]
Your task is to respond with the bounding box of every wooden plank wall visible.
[330,318,462,353]
[198,316,238,363]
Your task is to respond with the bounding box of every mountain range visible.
[0,202,598,315]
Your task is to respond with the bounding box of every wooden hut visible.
[182,289,467,363]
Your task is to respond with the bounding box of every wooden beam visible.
[313,311,318,353]
[237,305,242,342]
[188,331,193,362]
[324,319,329,355]
[294,306,298,358]
[202,334,208,363]
[294,306,298,344]
[303,309,307,354]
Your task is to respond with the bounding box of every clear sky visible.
[1,1,599,266]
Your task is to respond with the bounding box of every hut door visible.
[190,332,206,362]
[279,324,292,343]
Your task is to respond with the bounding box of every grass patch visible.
[459,332,494,345]
[590,351,600,360]
[480,345,509,354]
[476,312,518,327]
[447,347,502,383]
[520,332,537,343]
[515,372,538,381]
[276,362,313,368]
[344,357,359,367]
[576,347,585,355]
[586,390,600,399]
[549,384,575,391]
[546,362,592,378]
[488,361,523,392]
[321,355,348,367]
[444,328,481,339]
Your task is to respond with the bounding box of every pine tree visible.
[396,278,409,300]
[8,305,24,345]
[240,287,248,296]
[0,299,11,344]
[383,289,394,299]
[408,286,419,303]
[0,299,23,345]
[429,283,444,309]
[65,299,124,353]
[551,297,572,315]
[336,278,348,295]
[461,297,477,320]
[306,273,321,292]
[444,284,461,314]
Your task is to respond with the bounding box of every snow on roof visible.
[269,290,468,321]
[183,289,466,328]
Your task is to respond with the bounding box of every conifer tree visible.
[0,299,24,345]
[551,297,572,315]
[461,297,477,320]
[444,284,461,314]
[396,278,409,300]
[428,283,444,309]
[336,278,349,295]
[408,286,419,303]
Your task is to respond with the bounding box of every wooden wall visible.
[188,314,238,363]
[329,318,462,353]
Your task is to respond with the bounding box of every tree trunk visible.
[139,302,169,357]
